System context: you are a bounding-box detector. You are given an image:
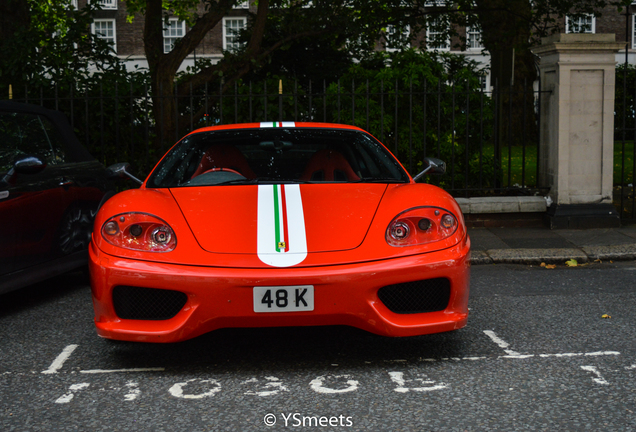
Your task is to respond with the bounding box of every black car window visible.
[39,115,67,164]
[146,128,410,188]
[0,112,66,173]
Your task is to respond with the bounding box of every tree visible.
[123,0,633,154]
[0,0,123,93]
[123,0,449,147]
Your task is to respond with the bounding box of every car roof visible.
[185,122,366,137]
[0,100,95,162]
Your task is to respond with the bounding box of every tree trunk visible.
[142,0,269,156]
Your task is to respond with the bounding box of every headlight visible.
[386,207,458,247]
[101,212,177,252]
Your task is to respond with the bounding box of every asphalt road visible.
[1,262,635,431]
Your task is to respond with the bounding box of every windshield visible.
[146,127,410,188]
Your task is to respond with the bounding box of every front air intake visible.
[377,278,451,314]
[112,286,187,320]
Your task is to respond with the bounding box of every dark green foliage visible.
[320,50,495,190]
[0,1,122,91]
[615,63,636,141]
[0,1,156,174]
[195,50,497,191]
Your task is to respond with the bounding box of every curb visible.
[470,244,636,265]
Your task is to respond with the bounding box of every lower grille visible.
[112,286,187,320]
[377,278,451,314]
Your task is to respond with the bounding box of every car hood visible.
[170,184,388,258]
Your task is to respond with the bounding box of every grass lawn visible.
[614,141,635,185]
[479,141,634,187]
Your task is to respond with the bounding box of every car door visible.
[0,109,76,275]
[0,123,17,275]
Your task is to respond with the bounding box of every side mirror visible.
[107,162,143,185]
[1,155,47,185]
[14,155,47,175]
[412,157,446,182]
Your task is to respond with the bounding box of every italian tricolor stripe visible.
[273,184,290,252]
[260,121,295,128]
[257,184,307,267]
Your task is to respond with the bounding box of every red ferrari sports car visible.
[89,122,470,342]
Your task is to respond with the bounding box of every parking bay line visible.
[36,336,624,378]
[418,351,620,363]
[80,368,165,374]
[483,330,522,356]
[41,344,78,374]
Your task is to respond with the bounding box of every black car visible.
[0,101,114,294]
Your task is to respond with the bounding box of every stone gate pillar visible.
[531,34,623,229]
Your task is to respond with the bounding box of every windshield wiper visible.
[214,177,313,186]
[352,177,406,183]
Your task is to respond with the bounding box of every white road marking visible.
[123,381,140,401]
[419,351,619,363]
[388,372,448,393]
[32,337,629,405]
[581,366,610,385]
[309,375,359,394]
[540,351,620,358]
[483,330,522,356]
[242,376,288,397]
[54,383,89,404]
[42,344,78,374]
[80,368,165,374]
[168,379,221,399]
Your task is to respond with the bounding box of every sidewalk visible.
[468,225,636,265]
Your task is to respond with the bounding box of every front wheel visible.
[56,204,95,255]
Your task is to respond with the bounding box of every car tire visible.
[56,203,95,255]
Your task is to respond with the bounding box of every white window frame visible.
[70,0,78,9]
[385,24,411,52]
[222,17,247,52]
[233,1,249,8]
[424,1,446,6]
[163,19,186,54]
[426,18,450,51]
[96,0,117,9]
[633,14,636,50]
[466,25,483,50]
[565,14,596,34]
[92,19,117,53]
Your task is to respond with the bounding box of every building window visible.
[96,0,117,9]
[427,18,450,51]
[566,14,595,33]
[223,17,246,52]
[466,25,483,50]
[424,1,447,6]
[70,0,78,9]
[163,19,185,53]
[633,14,636,49]
[92,19,116,53]
[233,1,249,8]
[385,25,410,52]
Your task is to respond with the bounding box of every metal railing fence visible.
[10,77,548,199]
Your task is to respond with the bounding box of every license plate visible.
[253,286,314,313]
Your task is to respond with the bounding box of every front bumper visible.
[89,237,471,343]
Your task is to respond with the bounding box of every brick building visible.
[78,0,636,82]
[76,0,253,72]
